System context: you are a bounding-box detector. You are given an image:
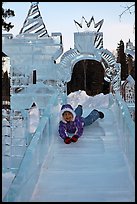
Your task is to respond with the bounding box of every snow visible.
[126,75,135,86]
[28,105,40,133]
[67,90,109,110]
[125,48,135,59]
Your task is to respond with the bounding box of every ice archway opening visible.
[67,59,110,96]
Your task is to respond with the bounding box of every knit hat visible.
[60,104,76,122]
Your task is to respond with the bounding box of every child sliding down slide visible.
[59,104,104,144]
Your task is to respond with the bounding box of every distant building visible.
[120,75,135,121]
[125,39,135,79]
[125,39,135,59]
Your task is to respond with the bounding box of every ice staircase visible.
[30,107,135,202]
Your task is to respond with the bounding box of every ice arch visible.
[59,47,121,95]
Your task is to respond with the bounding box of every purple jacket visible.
[59,104,84,139]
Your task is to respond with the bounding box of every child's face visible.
[63,111,73,122]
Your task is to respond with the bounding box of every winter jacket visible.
[59,104,84,139]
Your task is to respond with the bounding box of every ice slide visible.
[3,92,135,202]
[30,108,134,201]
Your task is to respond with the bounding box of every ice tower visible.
[2,2,63,94]
[19,2,48,38]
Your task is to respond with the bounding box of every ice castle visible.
[2,2,135,202]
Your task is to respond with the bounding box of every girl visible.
[59,104,104,144]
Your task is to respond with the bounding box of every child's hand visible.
[64,137,71,144]
[71,135,79,142]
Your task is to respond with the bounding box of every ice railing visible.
[3,91,61,202]
[3,92,135,202]
[109,92,135,179]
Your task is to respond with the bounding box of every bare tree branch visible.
[119,3,135,20]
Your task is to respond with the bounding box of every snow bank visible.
[67,90,109,110]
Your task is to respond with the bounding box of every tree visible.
[67,59,104,96]
[116,40,128,80]
[2,70,10,102]
[126,54,135,79]
[2,2,15,32]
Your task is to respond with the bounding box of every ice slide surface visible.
[30,106,135,202]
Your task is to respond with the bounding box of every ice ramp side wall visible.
[110,92,135,180]
[3,100,59,202]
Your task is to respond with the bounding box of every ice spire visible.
[19,2,49,37]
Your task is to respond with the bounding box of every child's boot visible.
[98,111,104,119]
